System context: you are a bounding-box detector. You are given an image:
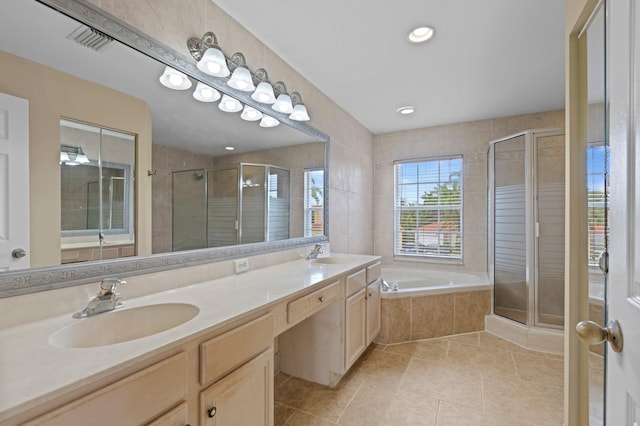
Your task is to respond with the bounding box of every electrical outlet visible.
[235,258,250,274]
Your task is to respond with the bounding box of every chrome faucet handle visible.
[100,277,126,296]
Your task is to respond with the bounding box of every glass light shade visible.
[197,48,230,77]
[271,93,293,114]
[251,81,276,104]
[193,82,221,102]
[218,94,243,113]
[59,151,70,163]
[227,67,255,92]
[241,105,263,121]
[159,66,192,90]
[76,153,90,164]
[289,104,310,121]
[259,115,280,128]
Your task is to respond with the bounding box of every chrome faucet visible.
[73,278,126,318]
[306,244,324,260]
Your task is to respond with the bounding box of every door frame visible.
[565,0,604,424]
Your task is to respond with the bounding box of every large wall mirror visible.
[0,0,329,297]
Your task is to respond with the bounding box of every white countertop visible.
[0,254,379,421]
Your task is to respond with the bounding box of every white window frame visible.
[393,156,463,259]
[304,168,324,237]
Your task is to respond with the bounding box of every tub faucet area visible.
[73,278,126,318]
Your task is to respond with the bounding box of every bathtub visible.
[376,267,492,344]
[380,267,490,298]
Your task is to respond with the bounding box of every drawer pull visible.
[318,296,325,303]
[208,406,217,418]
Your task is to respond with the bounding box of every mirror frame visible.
[0,0,329,298]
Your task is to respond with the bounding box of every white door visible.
[0,93,29,270]
[606,0,640,423]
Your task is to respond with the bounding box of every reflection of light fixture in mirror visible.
[259,115,280,128]
[188,32,230,77]
[218,94,243,112]
[60,145,90,166]
[193,82,221,102]
[227,53,255,92]
[224,146,235,151]
[271,81,293,114]
[289,92,310,121]
[251,68,276,104]
[397,106,415,115]
[159,66,192,90]
[241,105,263,121]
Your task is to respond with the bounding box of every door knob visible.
[576,319,623,352]
[11,248,26,259]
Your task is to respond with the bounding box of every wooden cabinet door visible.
[366,280,381,345]
[200,349,274,426]
[345,289,366,369]
[146,402,188,426]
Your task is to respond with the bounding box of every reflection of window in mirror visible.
[304,168,324,237]
[59,119,136,264]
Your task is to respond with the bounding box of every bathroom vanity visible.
[0,254,381,425]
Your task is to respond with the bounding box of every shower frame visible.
[488,127,565,330]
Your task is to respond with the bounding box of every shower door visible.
[492,135,528,324]
[172,169,207,251]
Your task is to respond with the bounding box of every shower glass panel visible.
[208,166,239,247]
[241,165,267,244]
[267,167,290,241]
[535,134,565,327]
[493,135,528,324]
[172,170,207,252]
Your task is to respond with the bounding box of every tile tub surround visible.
[0,252,380,422]
[275,331,574,425]
[376,290,491,344]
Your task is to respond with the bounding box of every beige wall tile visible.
[411,294,454,340]
[453,290,491,334]
[386,298,412,343]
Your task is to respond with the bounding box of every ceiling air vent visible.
[67,25,113,52]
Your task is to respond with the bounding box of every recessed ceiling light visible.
[224,146,235,151]
[397,106,415,115]
[408,26,435,43]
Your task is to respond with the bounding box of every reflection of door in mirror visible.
[60,119,135,264]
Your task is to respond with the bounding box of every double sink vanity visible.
[0,253,381,425]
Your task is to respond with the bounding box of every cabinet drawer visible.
[346,269,366,297]
[287,280,341,324]
[146,401,188,426]
[366,262,382,284]
[26,353,187,426]
[200,314,273,386]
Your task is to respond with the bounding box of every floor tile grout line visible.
[334,377,365,425]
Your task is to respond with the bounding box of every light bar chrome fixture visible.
[188,32,230,77]
[251,68,277,104]
[159,66,192,90]
[289,92,310,121]
[271,81,293,114]
[227,53,255,92]
[60,145,90,166]
[193,82,221,102]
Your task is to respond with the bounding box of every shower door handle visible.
[576,319,623,352]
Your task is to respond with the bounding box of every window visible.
[304,168,324,237]
[587,143,609,266]
[394,157,463,258]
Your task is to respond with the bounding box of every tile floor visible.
[274,331,604,426]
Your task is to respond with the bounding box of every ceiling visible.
[213,0,566,135]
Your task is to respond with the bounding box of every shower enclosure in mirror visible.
[60,119,135,264]
[172,164,290,251]
[488,128,565,329]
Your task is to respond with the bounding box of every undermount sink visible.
[49,303,199,349]
[312,256,355,265]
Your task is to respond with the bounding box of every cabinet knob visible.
[208,406,217,418]
[318,296,325,303]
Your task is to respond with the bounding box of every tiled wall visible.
[373,110,565,272]
[377,290,491,344]
[91,0,375,255]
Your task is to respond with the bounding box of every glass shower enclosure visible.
[488,128,566,329]
[172,163,290,252]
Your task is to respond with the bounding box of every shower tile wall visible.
[151,144,215,254]
[373,110,565,272]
